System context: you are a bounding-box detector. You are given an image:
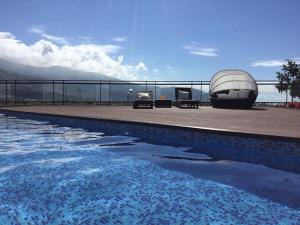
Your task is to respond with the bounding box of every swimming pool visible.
[0,114,299,224]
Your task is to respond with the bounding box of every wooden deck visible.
[1,106,300,139]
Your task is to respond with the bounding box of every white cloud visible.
[165,65,180,74]
[76,36,93,44]
[0,31,148,80]
[0,32,15,40]
[166,65,175,74]
[183,43,218,57]
[113,36,128,42]
[252,58,300,67]
[135,62,148,71]
[153,68,159,73]
[28,25,68,45]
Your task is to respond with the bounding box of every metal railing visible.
[0,80,293,106]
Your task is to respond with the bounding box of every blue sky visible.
[0,0,299,80]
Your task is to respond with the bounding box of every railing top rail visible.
[0,79,278,83]
[0,80,209,82]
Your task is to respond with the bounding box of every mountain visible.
[0,58,116,80]
[0,58,209,103]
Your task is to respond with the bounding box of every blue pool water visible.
[0,114,300,224]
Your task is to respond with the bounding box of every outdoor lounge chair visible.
[133,91,153,109]
[209,70,258,108]
[175,87,199,108]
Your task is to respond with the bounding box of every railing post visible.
[154,81,157,100]
[14,80,17,105]
[146,81,148,91]
[52,80,55,105]
[62,80,65,105]
[95,82,97,104]
[99,81,102,105]
[191,81,193,99]
[291,81,294,103]
[108,81,111,105]
[5,80,8,105]
[200,81,203,103]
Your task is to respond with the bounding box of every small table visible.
[155,100,172,108]
[133,100,153,109]
[176,100,199,108]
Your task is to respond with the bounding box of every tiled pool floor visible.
[0,115,299,224]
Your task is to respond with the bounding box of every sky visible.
[0,0,299,81]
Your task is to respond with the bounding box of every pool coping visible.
[1,108,299,144]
